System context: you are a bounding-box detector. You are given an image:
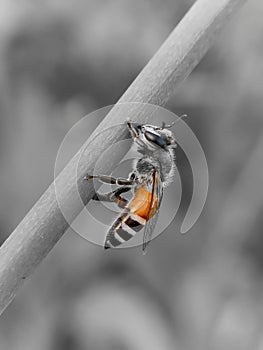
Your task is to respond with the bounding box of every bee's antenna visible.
[160,114,187,129]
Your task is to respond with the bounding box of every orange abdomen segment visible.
[129,186,158,220]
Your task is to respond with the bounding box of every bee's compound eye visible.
[144,131,158,143]
[145,131,169,148]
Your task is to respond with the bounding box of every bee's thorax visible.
[134,146,175,186]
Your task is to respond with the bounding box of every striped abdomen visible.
[104,186,158,249]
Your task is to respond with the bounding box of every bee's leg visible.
[85,174,134,186]
[127,121,149,148]
[92,187,131,208]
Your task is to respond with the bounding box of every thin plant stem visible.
[0,0,247,315]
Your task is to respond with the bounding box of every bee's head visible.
[127,121,176,151]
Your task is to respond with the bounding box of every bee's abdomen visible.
[104,213,145,249]
[129,186,158,220]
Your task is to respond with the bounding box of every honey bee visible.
[85,118,181,252]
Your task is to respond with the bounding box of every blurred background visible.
[0,0,263,349]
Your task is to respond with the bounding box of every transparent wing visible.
[142,170,163,253]
[142,206,160,253]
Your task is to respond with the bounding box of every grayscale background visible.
[0,1,263,349]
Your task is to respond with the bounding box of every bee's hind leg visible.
[92,187,131,208]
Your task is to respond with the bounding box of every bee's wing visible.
[142,170,163,253]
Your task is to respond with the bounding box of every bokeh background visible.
[0,0,263,349]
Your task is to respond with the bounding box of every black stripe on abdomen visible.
[116,227,134,241]
[104,214,144,249]
[124,216,143,232]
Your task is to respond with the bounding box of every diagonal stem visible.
[0,0,247,315]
